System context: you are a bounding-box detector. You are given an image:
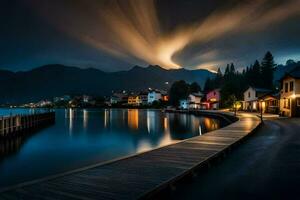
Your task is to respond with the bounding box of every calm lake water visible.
[0,108,223,189]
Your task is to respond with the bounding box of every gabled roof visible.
[258,92,280,100]
[190,92,204,97]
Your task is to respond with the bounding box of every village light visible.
[259,100,264,122]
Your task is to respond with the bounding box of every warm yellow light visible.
[253,102,257,110]
[128,109,139,130]
[262,101,266,109]
[36,0,300,71]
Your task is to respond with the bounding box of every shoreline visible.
[0,110,238,194]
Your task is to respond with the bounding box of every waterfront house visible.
[53,95,71,103]
[128,95,142,106]
[206,89,221,109]
[110,91,128,105]
[189,92,203,109]
[83,95,92,103]
[179,92,203,109]
[280,67,300,117]
[242,87,272,112]
[36,100,52,107]
[139,92,148,105]
[148,90,162,104]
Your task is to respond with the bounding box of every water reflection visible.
[128,109,139,130]
[0,138,24,159]
[68,108,74,134]
[147,110,160,134]
[0,109,223,189]
[83,109,88,129]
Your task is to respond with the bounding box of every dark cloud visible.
[0,0,299,72]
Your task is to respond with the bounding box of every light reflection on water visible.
[0,108,222,189]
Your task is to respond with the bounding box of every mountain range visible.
[0,64,215,103]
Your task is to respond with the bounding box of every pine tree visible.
[261,51,276,89]
[190,82,201,93]
[214,68,223,88]
[204,77,212,92]
[252,60,262,87]
[169,80,190,106]
[230,63,236,75]
[224,64,230,77]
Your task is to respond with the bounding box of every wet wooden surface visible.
[0,112,260,200]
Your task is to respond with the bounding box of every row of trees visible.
[168,51,276,108]
[203,51,276,108]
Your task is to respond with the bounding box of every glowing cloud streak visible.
[31,0,300,70]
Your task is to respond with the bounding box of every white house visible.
[280,67,300,117]
[179,92,203,109]
[242,87,272,112]
[188,93,203,109]
[148,90,162,104]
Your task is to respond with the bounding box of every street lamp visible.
[260,100,263,122]
[234,102,237,116]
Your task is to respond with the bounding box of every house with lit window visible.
[179,92,203,109]
[242,87,272,112]
[147,90,162,104]
[280,67,300,117]
[128,95,142,106]
[259,93,280,114]
[205,89,221,109]
[139,92,148,105]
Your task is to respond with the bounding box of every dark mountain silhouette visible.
[0,64,215,103]
[0,69,15,81]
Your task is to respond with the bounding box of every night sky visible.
[1,0,300,72]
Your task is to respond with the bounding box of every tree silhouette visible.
[169,80,190,106]
[202,51,277,108]
[261,51,276,89]
[190,82,201,93]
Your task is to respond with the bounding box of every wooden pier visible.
[0,111,260,200]
[0,112,55,138]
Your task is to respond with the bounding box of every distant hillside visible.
[0,64,215,103]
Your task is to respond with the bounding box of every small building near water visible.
[205,89,221,110]
[110,91,128,105]
[147,90,162,104]
[179,92,203,109]
[128,95,142,106]
[280,67,300,117]
[242,87,272,112]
